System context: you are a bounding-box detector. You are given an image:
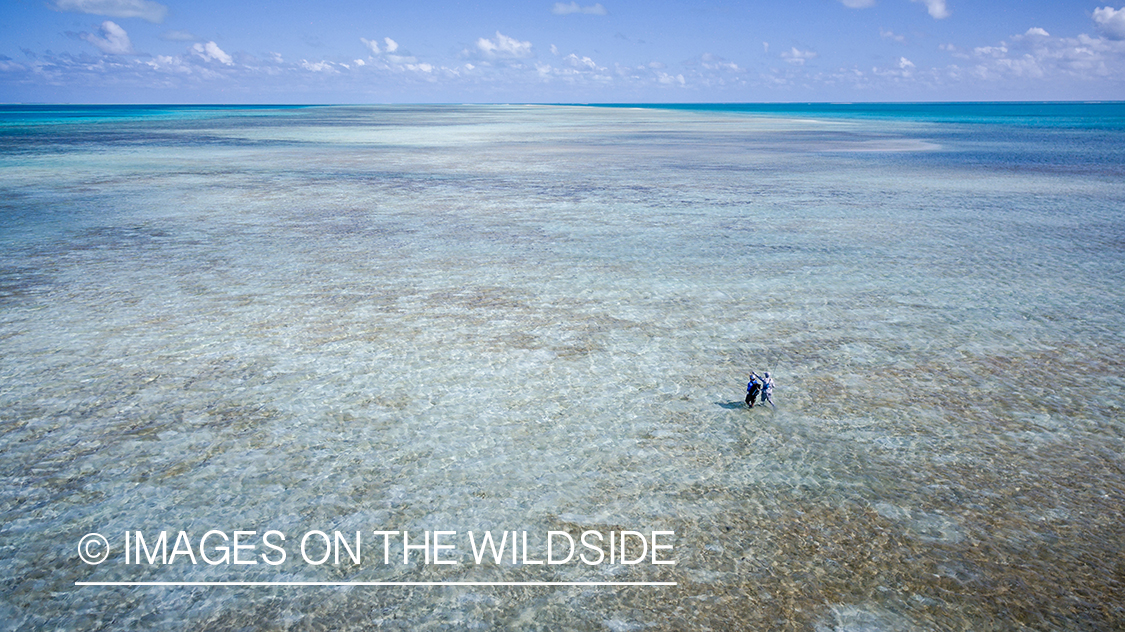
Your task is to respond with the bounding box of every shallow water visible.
[1,103,1123,630]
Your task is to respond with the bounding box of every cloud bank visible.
[7,3,1125,103]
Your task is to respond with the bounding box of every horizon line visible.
[4,99,1124,107]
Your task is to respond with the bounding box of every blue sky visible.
[2,0,1124,103]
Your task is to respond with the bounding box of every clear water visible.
[1,103,1123,630]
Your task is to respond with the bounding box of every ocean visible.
[1,102,1123,630]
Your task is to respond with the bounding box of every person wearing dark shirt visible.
[746,372,762,408]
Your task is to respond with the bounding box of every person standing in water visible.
[760,372,776,408]
[745,372,762,408]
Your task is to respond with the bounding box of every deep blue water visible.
[590,101,1125,128]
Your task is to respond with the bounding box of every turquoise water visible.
[1,103,1123,630]
[595,101,1125,125]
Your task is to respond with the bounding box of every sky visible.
[1,0,1124,103]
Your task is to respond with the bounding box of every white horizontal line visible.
[76,581,677,587]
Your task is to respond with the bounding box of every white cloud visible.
[552,2,607,16]
[356,40,454,77]
[361,38,381,55]
[362,36,403,58]
[300,60,338,73]
[870,56,918,79]
[145,54,191,74]
[564,53,599,70]
[191,41,233,65]
[781,47,818,65]
[840,0,875,8]
[364,36,426,70]
[476,32,533,59]
[534,52,613,83]
[911,0,950,20]
[81,21,135,55]
[974,44,1008,58]
[54,0,167,23]
[1094,6,1125,40]
[699,53,740,71]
